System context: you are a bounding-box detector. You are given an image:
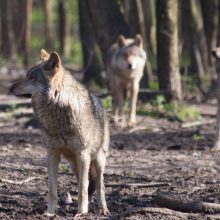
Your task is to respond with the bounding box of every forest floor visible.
[1,71,220,219]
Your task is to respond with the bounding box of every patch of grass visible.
[103,96,112,110]
[193,134,205,141]
[148,81,159,90]
[177,105,201,122]
[4,104,19,120]
[137,95,201,122]
[59,164,70,174]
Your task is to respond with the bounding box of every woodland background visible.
[1,0,220,102]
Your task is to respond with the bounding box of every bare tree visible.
[0,0,17,62]
[23,0,32,66]
[78,0,103,85]
[156,0,182,100]
[58,0,70,59]
[44,0,53,49]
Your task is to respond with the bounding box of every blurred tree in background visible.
[0,0,220,101]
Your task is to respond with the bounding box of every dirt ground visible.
[1,90,220,219]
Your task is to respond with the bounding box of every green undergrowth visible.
[137,95,201,122]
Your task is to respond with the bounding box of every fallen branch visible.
[109,207,202,220]
[0,194,28,201]
[0,176,44,185]
[105,182,169,188]
[154,192,220,214]
[181,119,215,128]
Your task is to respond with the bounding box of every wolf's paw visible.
[127,120,136,128]
[99,207,110,216]
[212,146,220,152]
[44,212,56,218]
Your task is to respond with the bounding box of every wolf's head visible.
[116,34,146,71]
[9,49,63,98]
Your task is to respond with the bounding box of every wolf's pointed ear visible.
[135,34,143,48]
[212,47,220,59]
[40,49,50,61]
[117,35,126,48]
[44,52,61,74]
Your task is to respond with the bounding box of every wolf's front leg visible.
[45,151,60,216]
[128,82,139,127]
[77,151,91,214]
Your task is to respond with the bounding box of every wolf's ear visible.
[44,52,61,74]
[117,35,126,48]
[212,47,220,59]
[40,49,50,61]
[135,34,143,48]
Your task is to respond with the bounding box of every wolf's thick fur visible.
[10,50,109,216]
[107,34,147,126]
[211,47,220,151]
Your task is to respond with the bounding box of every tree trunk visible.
[0,0,18,62]
[23,0,32,67]
[86,0,130,64]
[78,0,103,86]
[44,0,53,49]
[183,0,210,95]
[58,0,70,59]
[156,0,182,101]
[201,0,218,79]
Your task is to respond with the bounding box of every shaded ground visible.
[1,94,220,220]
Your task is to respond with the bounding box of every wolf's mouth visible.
[14,94,32,98]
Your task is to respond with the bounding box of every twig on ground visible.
[108,207,203,220]
[154,192,220,214]
[181,119,215,128]
[0,176,45,185]
[105,182,170,188]
[0,193,28,201]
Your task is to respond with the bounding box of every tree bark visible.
[23,0,32,66]
[44,0,53,49]
[58,0,70,59]
[156,0,182,101]
[0,0,18,62]
[86,0,130,64]
[78,0,103,86]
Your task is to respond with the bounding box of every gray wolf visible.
[9,49,109,216]
[212,47,220,151]
[107,34,147,127]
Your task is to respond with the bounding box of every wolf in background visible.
[9,49,109,216]
[107,34,147,127]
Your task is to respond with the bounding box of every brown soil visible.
[1,94,220,220]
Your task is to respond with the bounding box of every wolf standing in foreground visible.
[107,34,147,127]
[9,49,109,216]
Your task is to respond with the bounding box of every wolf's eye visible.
[29,76,37,82]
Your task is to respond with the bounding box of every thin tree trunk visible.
[78,0,103,86]
[135,0,153,84]
[23,0,32,67]
[0,0,18,62]
[183,0,210,95]
[44,0,53,49]
[58,0,70,59]
[156,0,182,101]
